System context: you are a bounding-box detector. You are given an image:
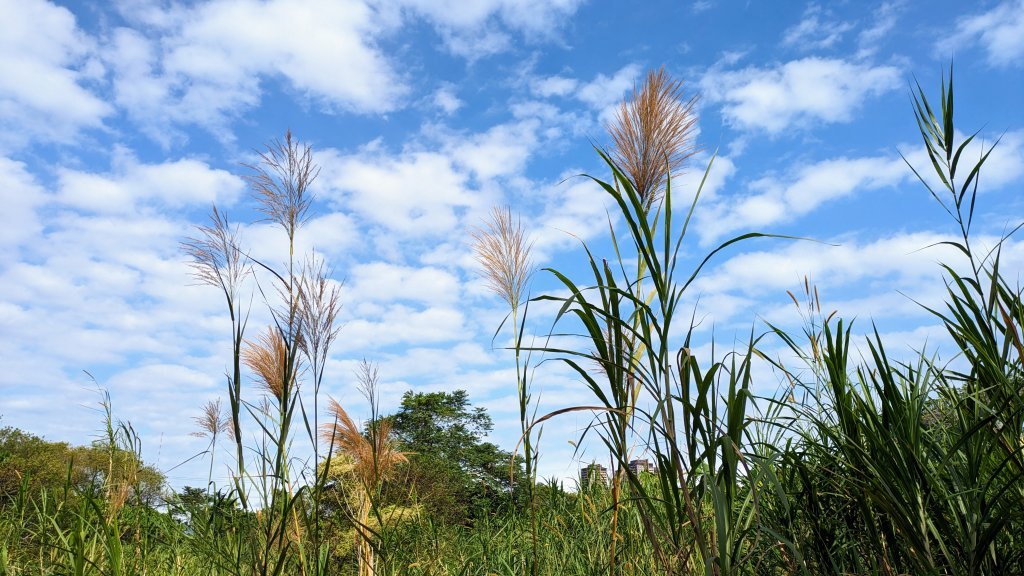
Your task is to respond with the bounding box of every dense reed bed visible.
[1,69,1021,576]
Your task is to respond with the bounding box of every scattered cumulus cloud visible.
[0,0,110,149]
[56,154,245,214]
[106,0,407,143]
[857,2,902,58]
[700,57,902,133]
[391,0,584,57]
[697,232,956,297]
[348,262,461,307]
[320,148,477,236]
[531,75,579,98]
[782,5,855,50]
[942,0,1024,67]
[697,153,908,243]
[576,64,643,117]
[0,157,48,252]
[316,114,545,238]
[432,84,463,115]
[533,175,616,257]
[528,64,644,127]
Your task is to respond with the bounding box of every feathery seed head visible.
[191,398,231,440]
[183,206,249,294]
[471,206,535,311]
[243,326,296,402]
[607,67,699,211]
[243,130,319,238]
[320,398,407,490]
[297,257,342,371]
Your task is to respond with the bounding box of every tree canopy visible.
[384,390,526,524]
[0,425,164,507]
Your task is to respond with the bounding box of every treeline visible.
[0,389,529,573]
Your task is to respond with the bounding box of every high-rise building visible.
[580,462,610,487]
[628,458,658,476]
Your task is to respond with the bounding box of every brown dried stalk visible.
[607,66,699,211]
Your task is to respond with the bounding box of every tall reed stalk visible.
[184,207,251,505]
[471,205,538,574]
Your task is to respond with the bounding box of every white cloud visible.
[392,0,584,57]
[897,129,1024,203]
[56,154,245,214]
[302,212,361,260]
[0,0,110,148]
[576,64,643,115]
[700,57,901,133]
[347,262,461,306]
[856,2,901,58]
[683,233,1024,369]
[942,0,1024,67]
[432,84,463,115]
[531,75,579,98]
[448,120,539,180]
[525,64,643,131]
[320,148,477,236]
[106,0,406,142]
[239,211,361,271]
[978,130,1024,188]
[534,175,616,257]
[343,304,467,348]
[316,114,544,237]
[696,232,980,297]
[0,157,48,252]
[674,152,737,204]
[782,5,854,50]
[698,154,907,243]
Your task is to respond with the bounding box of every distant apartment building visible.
[580,462,609,487]
[628,458,658,476]
[580,458,658,487]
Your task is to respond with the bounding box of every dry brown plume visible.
[320,398,406,490]
[471,206,534,310]
[243,326,294,402]
[607,66,699,211]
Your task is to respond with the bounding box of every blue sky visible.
[1,0,1022,488]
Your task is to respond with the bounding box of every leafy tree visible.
[384,390,526,524]
[0,426,164,507]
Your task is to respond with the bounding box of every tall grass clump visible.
[520,66,785,575]
[320,361,408,576]
[761,68,1024,575]
[182,130,352,576]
